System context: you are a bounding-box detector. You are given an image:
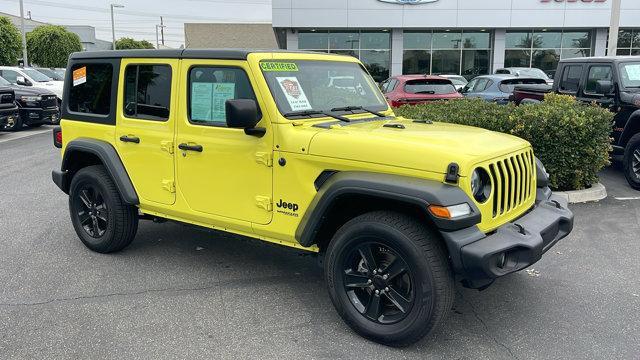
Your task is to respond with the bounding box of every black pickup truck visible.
[511,56,640,190]
[0,75,59,131]
[0,86,19,130]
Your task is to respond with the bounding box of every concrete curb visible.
[554,182,607,204]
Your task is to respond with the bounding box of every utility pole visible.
[110,4,124,50]
[607,0,622,56]
[160,16,165,46]
[19,0,28,65]
[155,24,166,49]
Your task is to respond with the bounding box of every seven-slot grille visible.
[486,149,535,218]
[0,93,14,104]
[41,95,57,109]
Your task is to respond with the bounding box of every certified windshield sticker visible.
[261,62,299,72]
[624,64,640,81]
[72,66,86,86]
[276,77,312,111]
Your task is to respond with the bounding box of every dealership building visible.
[271,0,640,81]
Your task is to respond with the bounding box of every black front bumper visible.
[19,107,60,125]
[442,189,574,289]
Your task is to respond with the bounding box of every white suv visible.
[0,66,64,100]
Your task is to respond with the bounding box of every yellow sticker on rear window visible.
[260,62,299,72]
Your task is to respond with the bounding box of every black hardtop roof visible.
[559,56,640,64]
[69,49,332,60]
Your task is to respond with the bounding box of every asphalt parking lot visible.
[0,130,638,360]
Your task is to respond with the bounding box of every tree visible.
[115,37,155,50]
[27,25,82,68]
[0,17,23,66]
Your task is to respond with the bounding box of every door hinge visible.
[255,152,273,167]
[255,196,272,211]
[160,141,174,155]
[162,180,176,193]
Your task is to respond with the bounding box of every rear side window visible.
[68,63,113,116]
[404,79,457,94]
[188,66,258,126]
[124,64,172,121]
[559,65,583,94]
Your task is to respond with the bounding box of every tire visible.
[69,165,138,253]
[3,115,22,131]
[324,211,454,347]
[623,133,640,190]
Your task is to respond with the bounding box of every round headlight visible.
[471,168,492,203]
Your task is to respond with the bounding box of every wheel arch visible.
[52,138,139,205]
[296,171,480,251]
[620,110,640,148]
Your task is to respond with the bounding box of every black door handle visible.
[119,135,140,144]
[178,143,203,152]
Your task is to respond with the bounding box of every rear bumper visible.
[442,189,573,289]
[52,169,69,194]
[19,107,59,125]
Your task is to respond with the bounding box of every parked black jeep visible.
[0,75,59,131]
[0,86,19,130]
[511,56,640,190]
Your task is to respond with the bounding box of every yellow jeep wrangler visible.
[52,49,573,346]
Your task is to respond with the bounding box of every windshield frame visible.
[618,61,640,89]
[22,68,52,82]
[259,59,390,120]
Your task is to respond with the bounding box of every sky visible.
[0,0,273,47]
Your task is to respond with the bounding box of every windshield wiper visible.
[283,109,350,122]
[330,105,386,118]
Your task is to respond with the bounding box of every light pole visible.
[607,0,622,56]
[19,0,28,65]
[110,4,124,50]
[155,25,166,49]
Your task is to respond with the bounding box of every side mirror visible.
[225,99,264,137]
[595,80,614,96]
[16,76,30,86]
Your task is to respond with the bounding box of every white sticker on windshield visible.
[625,64,640,81]
[276,77,312,111]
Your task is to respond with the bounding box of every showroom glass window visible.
[616,29,640,56]
[505,30,592,78]
[298,30,391,82]
[402,30,491,80]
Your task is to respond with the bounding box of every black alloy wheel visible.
[342,241,414,324]
[73,185,108,238]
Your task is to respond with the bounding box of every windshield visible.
[260,60,388,117]
[447,76,467,86]
[0,76,10,86]
[499,78,547,93]
[22,69,52,82]
[619,62,640,88]
[404,79,457,95]
[36,68,63,81]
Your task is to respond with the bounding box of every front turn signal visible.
[428,203,472,219]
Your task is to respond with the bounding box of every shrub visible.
[0,17,22,66]
[395,94,612,191]
[115,37,155,50]
[27,25,83,68]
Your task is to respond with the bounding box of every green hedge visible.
[395,94,612,191]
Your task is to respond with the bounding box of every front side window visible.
[22,68,52,82]
[584,65,613,94]
[188,66,258,125]
[124,64,172,121]
[559,65,583,93]
[68,63,113,116]
[619,62,640,89]
[261,60,387,117]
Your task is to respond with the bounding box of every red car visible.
[380,75,463,107]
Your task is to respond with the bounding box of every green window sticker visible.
[260,62,299,72]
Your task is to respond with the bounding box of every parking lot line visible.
[0,128,51,144]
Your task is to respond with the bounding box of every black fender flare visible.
[52,138,139,205]
[295,171,480,248]
[620,109,640,147]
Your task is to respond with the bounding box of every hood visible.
[307,118,530,177]
[11,85,56,97]
[34,81,63,98]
